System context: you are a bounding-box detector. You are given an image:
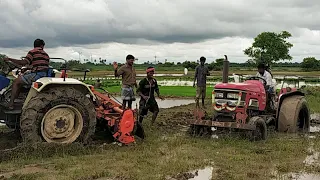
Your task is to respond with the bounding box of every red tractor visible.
[188,56,310,140]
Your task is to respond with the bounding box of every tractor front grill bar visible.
[188,119,256,130]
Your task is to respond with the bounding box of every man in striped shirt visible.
[1,39,50,110]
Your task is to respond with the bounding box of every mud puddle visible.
[309,114,320,133]
[112,96,194,109]
[166,166,215,180]
[273,141,320,180]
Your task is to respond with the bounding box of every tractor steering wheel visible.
[0,60,25,77]
[247,76,267,86]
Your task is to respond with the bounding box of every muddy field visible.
[1,101,320,180]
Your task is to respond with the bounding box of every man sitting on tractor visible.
[256,63,276,110]
[1,39,50,110]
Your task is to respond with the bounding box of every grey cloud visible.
[0,0,320,48]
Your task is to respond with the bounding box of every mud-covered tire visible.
[278,95,310,133]
[20,87,96,144]
[248,116,267,141]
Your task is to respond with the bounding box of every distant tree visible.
[301,57,320,71]
[0,54,8,71]
[182,61,198,70]
[215,58,224,67]
[244,31,293,65]
[177,62,181,65]
[0,54,7,59]
[207,58,224,71]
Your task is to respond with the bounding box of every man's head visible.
[34,39,45,48]
[257,63,266,75]
[126,54,135,66]
[146,66,155,78]
[200,56,206,65]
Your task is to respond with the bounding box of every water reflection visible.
[166,166,214,180]
[112,96,194,109]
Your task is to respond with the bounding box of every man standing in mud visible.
[113,55,137,109]
[193,56,210,108]
[137,67,164,124]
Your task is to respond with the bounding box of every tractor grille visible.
[213,89,246,107]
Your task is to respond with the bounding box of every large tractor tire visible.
[278,95,310,133]
[20,87,96,144]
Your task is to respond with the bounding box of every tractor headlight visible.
[227,93,239,99]
[215,92,223,98]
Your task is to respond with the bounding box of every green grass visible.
[301,86,320,113]
[0,106,319,180]
[100,85,213,98]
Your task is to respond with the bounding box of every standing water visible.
[112,96,194,109]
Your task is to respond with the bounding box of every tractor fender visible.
[22,77,96,109]
[276,91,305,119]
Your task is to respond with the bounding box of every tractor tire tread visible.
[278,95,310,133]
[20,87,96,144]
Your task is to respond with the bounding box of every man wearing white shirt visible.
[256,63,275,110]
[256,63,274,93]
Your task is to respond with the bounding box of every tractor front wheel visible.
[248,116,267,141]
[20,87,96,144]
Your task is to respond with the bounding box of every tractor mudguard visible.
[22,77,96,109]
[276,91,305,119]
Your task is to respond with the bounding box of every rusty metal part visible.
[41,104,83,143]
[222,55,229,83]
[188,119,256,130]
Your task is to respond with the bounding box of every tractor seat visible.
[20,68,55,89]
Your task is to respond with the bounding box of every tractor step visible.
[3,109,21,114]
[188,119,256,130]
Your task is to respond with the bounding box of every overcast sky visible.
[1,0,320,64]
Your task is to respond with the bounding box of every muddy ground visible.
[0,101,320,180]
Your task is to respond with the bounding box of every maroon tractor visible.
[188,55,310,140]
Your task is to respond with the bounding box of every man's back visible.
[195,65,209,87]
[25,47,50,72]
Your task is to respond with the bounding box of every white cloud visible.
[0,0,320,63]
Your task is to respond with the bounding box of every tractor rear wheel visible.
[20,87,96,144]
[248,116,267,141]
[278,95,310,133]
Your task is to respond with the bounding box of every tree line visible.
[0,30,317,71]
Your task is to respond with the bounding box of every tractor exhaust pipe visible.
[222,55,229,83]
